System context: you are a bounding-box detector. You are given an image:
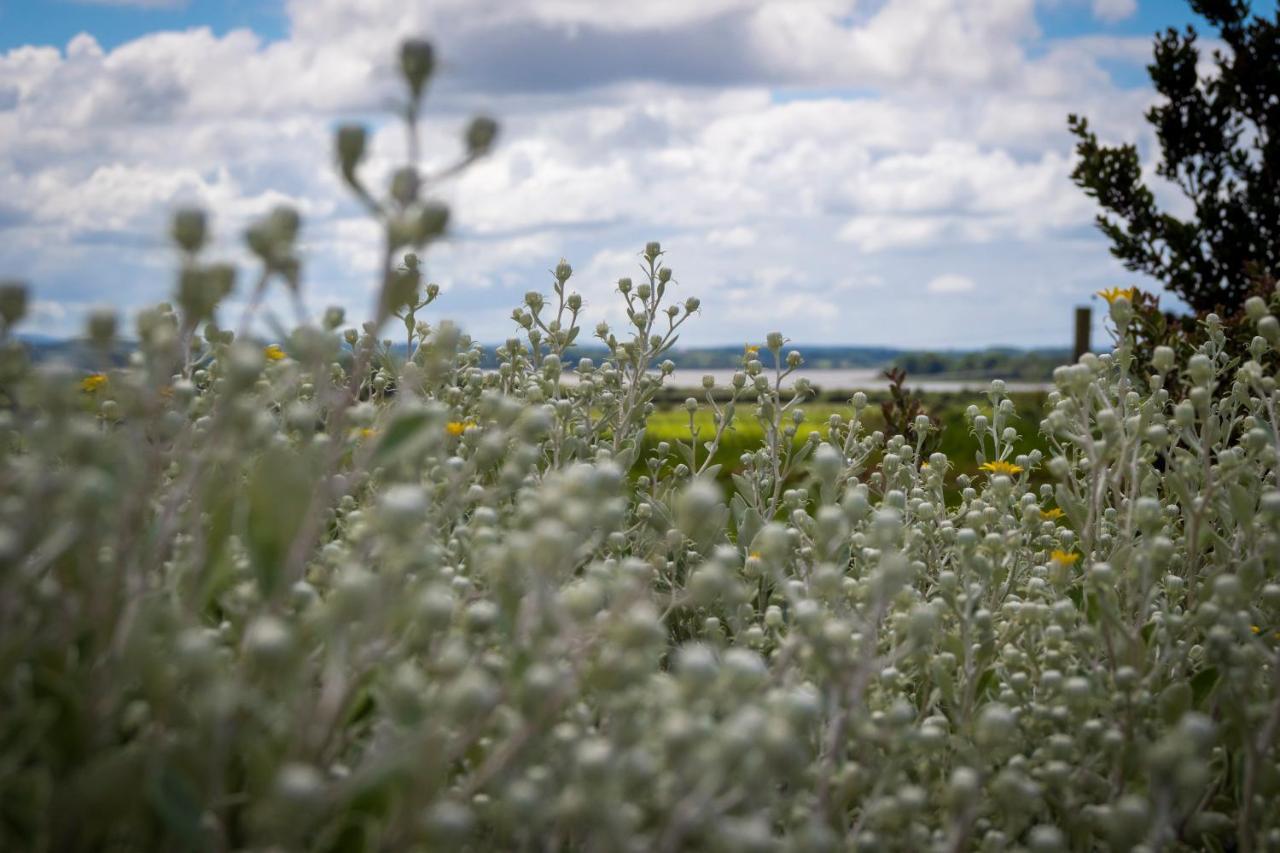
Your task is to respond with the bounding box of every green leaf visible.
[1227,483,1254,527]
[1190,667,1220,707]
[616,434,643,471]
[247,446,315,597]
[972,667,997,701]
[790,440,815,468]
[737,507,763,550]
[1157,680,1192,724]
[675,440,695,467]
[146,763,205,848]
[373,410,432,463]
[1084,592,1102,626]
[1139,620,1157,647]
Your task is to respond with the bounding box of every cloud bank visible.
[1,0,1170,346]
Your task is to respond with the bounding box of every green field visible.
[642,390,1052,486]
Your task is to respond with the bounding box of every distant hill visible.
[890,347,1069,381]
[18,336,1065,381]
[480,344,904,371]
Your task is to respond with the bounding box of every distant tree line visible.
[891,348,1068,381]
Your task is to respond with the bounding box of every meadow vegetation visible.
[1,36,1279,853]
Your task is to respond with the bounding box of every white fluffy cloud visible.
[926,273,977,294]
[1092,0,1139,24]
[0,0,1170,346]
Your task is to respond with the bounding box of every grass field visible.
[642,390,1053,487]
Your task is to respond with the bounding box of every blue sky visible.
[0,0,1274,347]
[0,0,1210,51]
[0,1,286,52]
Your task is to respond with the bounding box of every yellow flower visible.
[80,373,108,393]
[1041,508,1065,521]
[744,344,760,357]
[920,462,930,470]
[980,460,1023,476]
[1051,549,1080,566]
[1097,287,1137,305]
[445,421,471,437]
[1252,625,1262,635]
[748,551,762,560]
[359,428,377,440]
[264,344,286,361]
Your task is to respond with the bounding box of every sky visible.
[0,0,1269,348]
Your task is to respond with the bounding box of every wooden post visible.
[1073,306,1091,362]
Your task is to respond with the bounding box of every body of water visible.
[627,369,1051,393]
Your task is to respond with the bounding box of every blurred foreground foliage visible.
[1,37,1280,853]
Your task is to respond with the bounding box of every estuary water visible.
[589,368,1052,394]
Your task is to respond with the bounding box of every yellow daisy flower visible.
[80,373,108,393]
[446,421,475,437]
[980,460,1023,476]
[1051,549,1080,566]
[264,344,286,361]
[1097,287,1137,305]
[1041,508,1065,521]
[744,344,760,357]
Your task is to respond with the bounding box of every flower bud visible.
[812,443,842,484]
[1133,496,1162,533]
[390,167,420,206]
[275,763,324,807]
[170,208,207,253]
[87,308,118,345]
[1173,400,1195,429]
[399,38,436,99]
[1108,296,1133,327]
[413,202,450,244]
[244,615,293,667]
[1244,296,1268,322]
[336,124,367,176]
[421,801,474,847]
[1187,353,1213,387]
[1259,314,1280,343]
[975,703,1015,749]
[380,484,428,527]
[465,115,498,155]
[1027,825,1066,853]
[947,767,981,809]
[0,281,28,325]
[676,478,723,541]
